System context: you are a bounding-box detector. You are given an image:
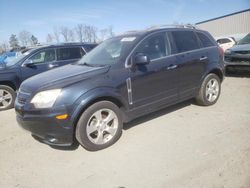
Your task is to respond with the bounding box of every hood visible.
[21,64,110,93]
[230,44,250,51]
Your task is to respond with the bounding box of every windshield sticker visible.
[121,37,136,42]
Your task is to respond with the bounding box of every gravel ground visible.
[0,74,250,188]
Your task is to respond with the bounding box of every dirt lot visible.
[0,75,250,188]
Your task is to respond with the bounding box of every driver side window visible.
[28,49,55,64]
[134,33,169,61]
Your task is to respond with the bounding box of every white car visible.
[216,37,236,52]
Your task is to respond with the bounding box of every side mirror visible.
[134,53,150,65]
[22,60,35,67]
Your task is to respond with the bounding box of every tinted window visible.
[172,31,200,53]
[197,32,215,47]
[217,38,231,44]
[28,49,55,64]
[57,47,85,61]
[135,33,169,60]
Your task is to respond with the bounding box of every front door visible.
[21,48,56,81]
[128,32,179,112]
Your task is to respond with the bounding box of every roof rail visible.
[147,24,196,30]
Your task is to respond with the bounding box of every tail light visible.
[219,47,224,60]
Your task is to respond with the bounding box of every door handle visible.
[167,64,178,70]
[200,56,208,61]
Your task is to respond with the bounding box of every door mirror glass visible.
[134,53,150,65]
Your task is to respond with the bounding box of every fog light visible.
[56,114,68,120]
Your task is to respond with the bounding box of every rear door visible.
[20,48,56,81]
[170,30,207,99]
[55,46,86,67]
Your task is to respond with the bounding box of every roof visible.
[196,9,250,25]
[30,42,97,50]
[118,24,200,37]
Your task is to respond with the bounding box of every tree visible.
[9,34,19,49]
[53,27,60,43]
[60,26,70,42]
[0,42,9,54]
[46,34,53,43]
[69,29,75,42]
[19,30,32,46]
[75,24,85,42]
[83,25,98,43]
[99,26,114,42]
[30,35,38,46]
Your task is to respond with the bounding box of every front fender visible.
[70,87,129,125]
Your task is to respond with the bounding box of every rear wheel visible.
[195,73,221,106]
[75,101,123,151]
[0,85,16,111]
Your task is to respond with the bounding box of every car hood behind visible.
[230,44,250,51]
[21,64,110,93]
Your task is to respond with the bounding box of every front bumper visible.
[16,106,75,146]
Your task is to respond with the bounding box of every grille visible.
[231,57,250,63]
[235,51,250,55]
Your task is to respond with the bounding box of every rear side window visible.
[56,47,85,61]
[172,31,200,53]
[197,32,215,47]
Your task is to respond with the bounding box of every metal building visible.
[196,9,250,40]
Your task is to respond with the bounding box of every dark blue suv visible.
[15,26,225,151]
[0,43,97,110]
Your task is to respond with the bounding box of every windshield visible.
[78,36,137,66]
[237,34,250,45]
[4,49,33,66]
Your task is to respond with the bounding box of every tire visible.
[195,73,221,106]
[75,101,123,151]
[0,85,16,111]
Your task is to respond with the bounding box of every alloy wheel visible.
[86,108,118,145]
[0,89,13,109]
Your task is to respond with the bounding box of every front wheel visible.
[0,85,16,111]
[195,73,221,106]
[75,101,123,151]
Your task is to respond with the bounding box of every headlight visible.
[31,89,61,109]
[225,49,231,54]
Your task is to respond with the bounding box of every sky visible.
[0,0,249,43]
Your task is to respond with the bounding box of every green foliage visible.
[9,34,19,49]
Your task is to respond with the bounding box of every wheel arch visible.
[0,81,17,91]
[70,89,129,139]
[208,68,224,82]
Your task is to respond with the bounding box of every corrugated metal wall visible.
[196,10,250,38]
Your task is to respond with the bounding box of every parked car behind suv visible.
[15,26,225,151]
[0,43,97,110]
[224,33,250,72]
[216,37,236,52]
